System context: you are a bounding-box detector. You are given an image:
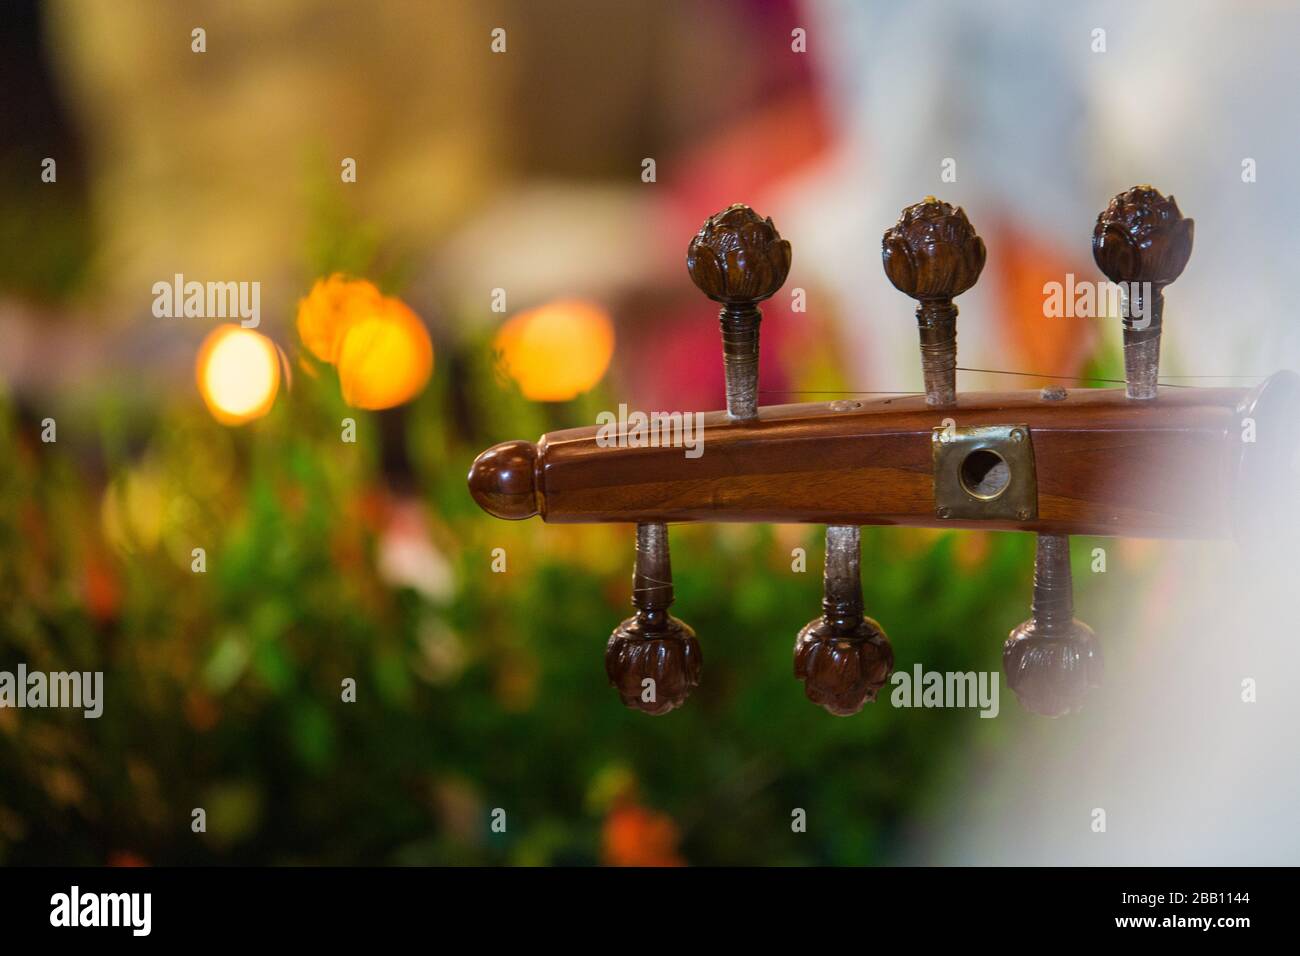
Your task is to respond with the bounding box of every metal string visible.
[757,366,1270,396]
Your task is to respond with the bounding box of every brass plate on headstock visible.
[931,423,1038,522]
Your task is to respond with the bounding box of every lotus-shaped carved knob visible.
[687,203,791,305]
[794,617,894,717]
[1004,534,1102,716]
[605,523,700,716]
[882,198,986,301]
[606,616,701,716]
[1092,185,1194,286]
[1003,620,1103,718]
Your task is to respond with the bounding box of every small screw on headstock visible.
[882,197,986,407]
[687,204,792,421]
[1092,185,1194,400]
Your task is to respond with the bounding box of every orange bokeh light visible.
[296,275,434,410]
[336,297,434,410]
[296,274,385,364]
[492,299,614,401]
[195,325,281,425]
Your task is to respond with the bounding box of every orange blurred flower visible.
[82,550,121,623]
[953,530,992,570]
[493,299,613,401]
[336,296,434,409]
[991,221,1099,385]
[296,274,384,364]
[184,690,221,732]
[296,275,434,410]
[601,802,685,867]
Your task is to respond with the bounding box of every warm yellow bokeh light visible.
[196,325,281,425]
[336,298,434,410]
[492,299,614,401]
[100,465,165,555]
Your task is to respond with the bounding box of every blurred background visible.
[2,0,1299,865]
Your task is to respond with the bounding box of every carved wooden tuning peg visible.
[606,522,701,715]
[794,526,894,716]
[882,197,986,407]
[687,204,792,421]
[1092,185,1194,400]
[1003,533,1103,717]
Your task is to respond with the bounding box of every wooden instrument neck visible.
[469,384,1274,540]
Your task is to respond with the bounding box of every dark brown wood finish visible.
[470,386,1245,538]
[604,522,700,715]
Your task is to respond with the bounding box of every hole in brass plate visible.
[960,448,1010,499]
[931,422,1036,520]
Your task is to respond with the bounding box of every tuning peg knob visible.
[1003,533,1103,717]
[793,526,894,716]
[605,523,701,715]
[687,204,792,421]
[1092,185,1194,400]
[882,197,986,407]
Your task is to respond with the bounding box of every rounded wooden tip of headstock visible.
[686,203,792,305]
[1092,184,1194,285]
[467,439,539,520]
[793,616,894,716]
[881,197,986,301]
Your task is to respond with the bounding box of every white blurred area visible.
[791,0,1300,390]
[910,540,1300,865]
[795,0,1300,864]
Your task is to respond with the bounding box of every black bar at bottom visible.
[0,865,1283,943]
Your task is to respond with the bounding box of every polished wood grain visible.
[470,386,1249,538]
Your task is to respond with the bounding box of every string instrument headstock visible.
[469,188,1300,719]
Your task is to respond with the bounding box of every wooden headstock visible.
[469,191,1300,719]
